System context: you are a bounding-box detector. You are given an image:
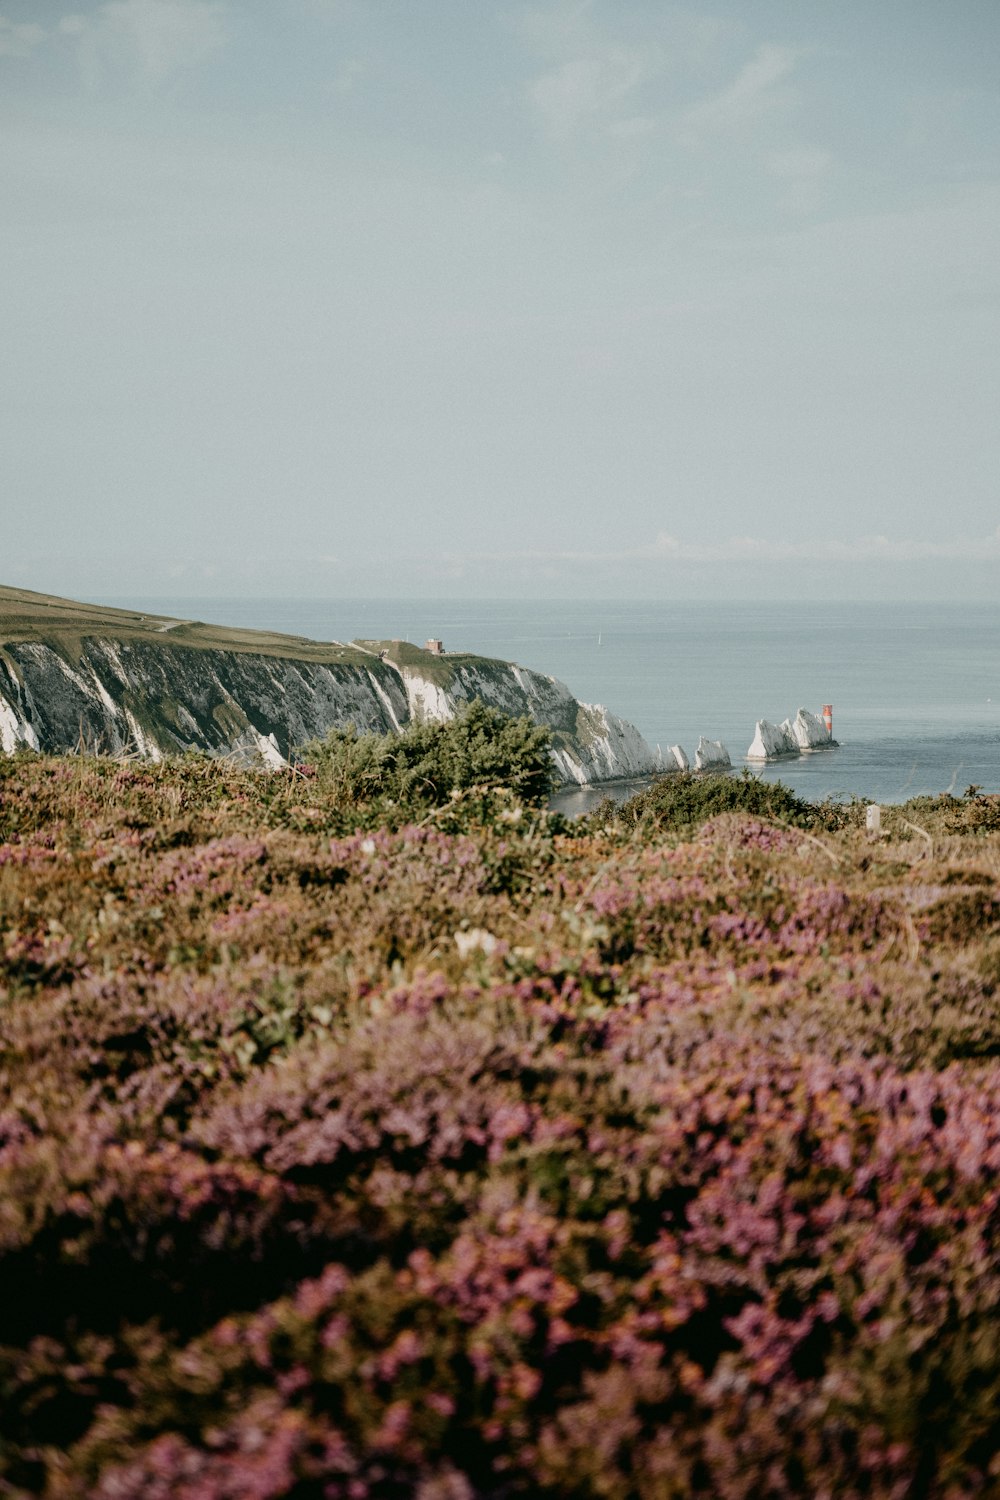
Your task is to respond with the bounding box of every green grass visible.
[0,586,534,683]
[354,638,506,686]
[0,584,374,668]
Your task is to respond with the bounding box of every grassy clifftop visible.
[0,587,552,688]
[0,584,374,669]
[355,637,504,686]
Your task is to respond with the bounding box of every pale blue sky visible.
[3,0,999,599]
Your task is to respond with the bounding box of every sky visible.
[2,0,999,602]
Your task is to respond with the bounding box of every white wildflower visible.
[454,928,498,959]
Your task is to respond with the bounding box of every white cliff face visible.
[552,701,660,785]
[0,691,39,753]
[695,737,732,772]
[549,746,589,787]
[746,719,798,762]
[667,744,689,771]
[122,707,163,762]
[400,664,660,786]
[251,729,286,768]
[367,671,405,733]
[0,636,661,787]
[0,639,411,768]
[400,671,456,724]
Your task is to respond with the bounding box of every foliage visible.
[890,789,1000,837]
[1,755,1000,1495]
[605,768,821,834]
[303,700,554,827]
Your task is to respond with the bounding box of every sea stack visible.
[695,737,732,772]
[746,707,838,762]
[746,719,798,762]
[789,707,837,751]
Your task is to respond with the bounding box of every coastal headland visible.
[0,584,662,786]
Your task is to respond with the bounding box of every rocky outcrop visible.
[789,708,835,751]
[746,719,798,763]
[695,737,732,772]
[0,625,661,788]
[746,707,837,763]
[549,702,660,786]
[0,638,411,765]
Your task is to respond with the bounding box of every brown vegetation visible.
[2,752,1000,1496]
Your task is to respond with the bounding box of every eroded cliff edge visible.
[0,586,658,787]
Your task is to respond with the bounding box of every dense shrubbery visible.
[2,752,1000,1495]
[600,768,821,834]
[303,702,554,830]
[896,788,1000,837]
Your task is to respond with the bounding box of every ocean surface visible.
[108,597,1000,808]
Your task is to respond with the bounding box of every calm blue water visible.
[107,597,1000,805]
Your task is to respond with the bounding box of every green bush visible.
[609,768,818,833]
[897,791,1000,837]
[303,701,553,826]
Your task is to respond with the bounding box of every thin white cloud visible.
[767,146,833,180]
[607,114,658,140]
[516,0,599,61]
[82,0,227,82]
[644,529,1000,563]
[0,16,47,57]
[519,5,742,145]
[530,48,648,140]
[682,42,802,139]
[451,528,1000,569]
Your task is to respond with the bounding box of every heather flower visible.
[3,755,1000,1496]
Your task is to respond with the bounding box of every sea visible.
[108,597,1000,811]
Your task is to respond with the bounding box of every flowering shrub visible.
[1,756,1000,1495]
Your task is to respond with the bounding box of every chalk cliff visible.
[0,587,661,788]
[695,737,732,772]
[789,707,835,751]
[746,719,798,763]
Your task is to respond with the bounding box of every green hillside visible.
[0,583,374,669]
